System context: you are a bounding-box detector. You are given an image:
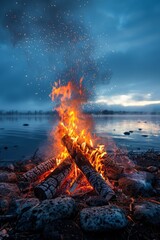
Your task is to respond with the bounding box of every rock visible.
[0,183,20,198]
[0,199,9,214]
[43,220,83,240]
[10,198,40,215]
[16,197,76,232]
[147,166,158,173]
[123,132,130,135]
[134,202,160,225]
[0,229,9,239]
[0,164,15,172]
[138,128,142,131]
[86,196,108,207]
[142,135,148,137]
[13,145,18,148]
[118,171,155,197]
[155,178,160,193]
[0,172,17,183]
[129,131,134,133]
[23,123,29,126]
[80,205,128,232]
[7,164,15,171]
[22,163,36,172]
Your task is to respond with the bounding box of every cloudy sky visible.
[0,0,160,111]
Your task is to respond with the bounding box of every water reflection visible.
[0,114,160,163]
[93,115,160,152]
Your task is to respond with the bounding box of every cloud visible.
[0,0,160,111]
[94,93,160,107]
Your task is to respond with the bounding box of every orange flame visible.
[50,79,108,185]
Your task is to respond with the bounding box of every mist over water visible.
[0,114,160,163]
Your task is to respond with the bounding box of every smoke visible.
[1,0,111,100]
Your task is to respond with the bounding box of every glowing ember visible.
[50,79,109,185]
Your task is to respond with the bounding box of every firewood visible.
[34,157,73,200]
[69,172,84,193]
[88,147,123,179]
[62,135,115,201]
[20,158,56,182]
[78,140,123,177]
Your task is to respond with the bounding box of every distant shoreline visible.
[0,110,160,115]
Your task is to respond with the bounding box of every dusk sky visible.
[0,0,160,111]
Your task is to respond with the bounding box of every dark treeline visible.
[0,110,57,115]
[0,110,160,115]
[85,110,160,115]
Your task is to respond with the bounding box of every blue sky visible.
[0,0,160,111]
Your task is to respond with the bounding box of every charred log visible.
[78,140,123,179]
[20,158,56,182]
[34,157,73,200]
[62,135,115,201]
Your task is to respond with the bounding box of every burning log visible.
[34,157,73,200]
[78,140,123,179]
[62,135,115,201]
[20,158,56,182]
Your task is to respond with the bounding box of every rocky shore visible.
[0,150,160,240]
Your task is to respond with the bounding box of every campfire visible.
[1,79,160,239]
[20,79,134,200]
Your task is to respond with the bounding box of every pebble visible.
[0,172,17,183]
[80,205,128,232]
[86,196,108,207]
[21,163,36,172]
[43,220,83,240]
[134,202,160,225]
[0,164,15,172]
[0,199,9,214]
[123,132,130,135]
[11,198,40,215]
[16,197,76,232]
[0,183,20,198]
[147,166,158,173]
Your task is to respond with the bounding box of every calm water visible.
[0,114,160,163]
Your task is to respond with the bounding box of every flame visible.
[50,79,108,189]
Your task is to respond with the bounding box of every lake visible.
[0,114,160,163]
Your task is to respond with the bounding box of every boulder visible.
[134,202,160,226]
[80,205,128,232]
[16,197,76,232]
[118,171,155,197]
